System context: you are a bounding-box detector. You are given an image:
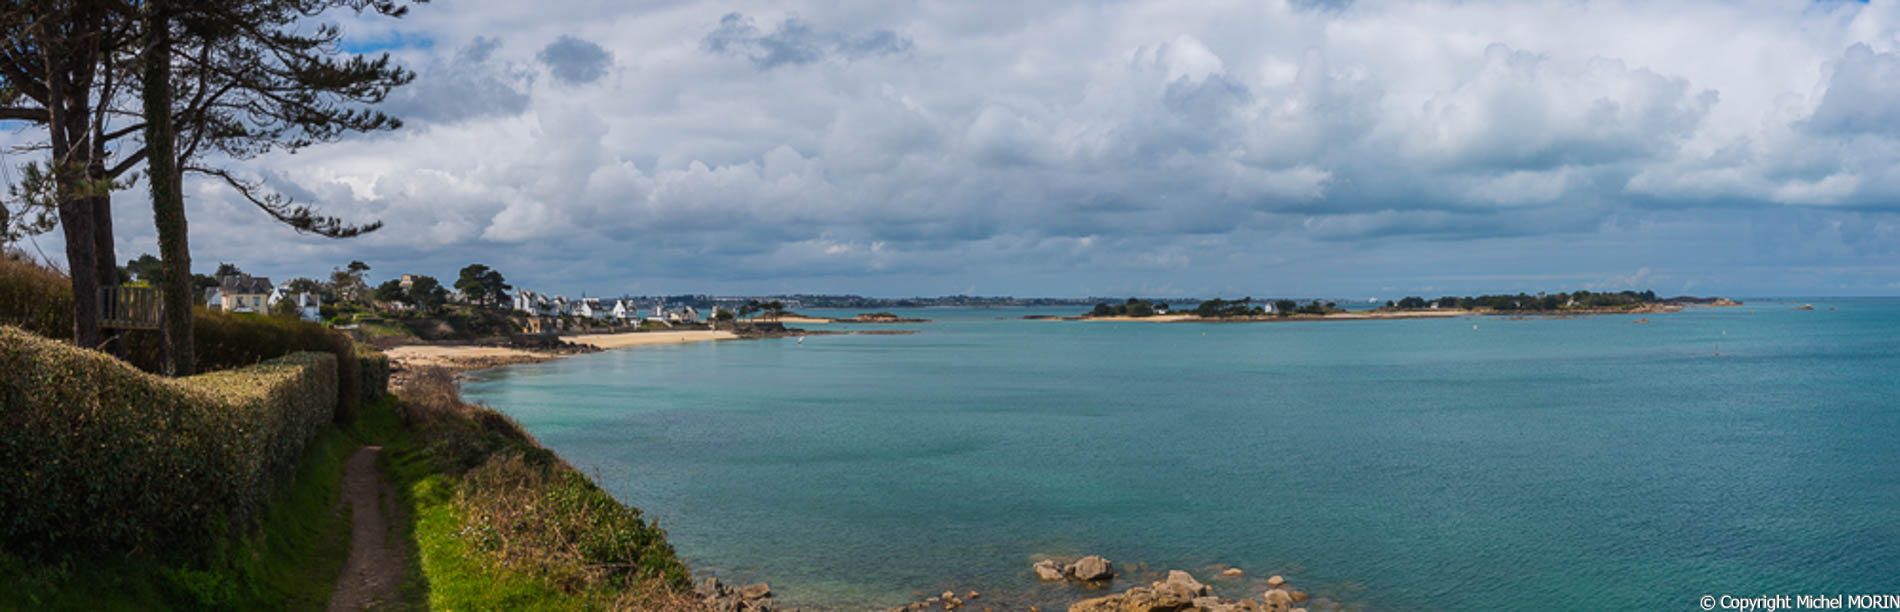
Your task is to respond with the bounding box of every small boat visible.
[796,336,805,344]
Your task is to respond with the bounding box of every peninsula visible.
[1034,291,1741,323]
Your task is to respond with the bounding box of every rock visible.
[1262,588,1293,612]
[740,582,772,600]
[1067,555,1116,581]
[1219,568,1245,578]
[1288,589,1309,603]
[942,591,956,601]
[1265,576,1285,588]
[967,591,981,600]
[697,577,731,599]
[1119,585,1193,611]
[1035,559,1067,581]
[1068,593,1125,612]
[1162,570,1209,596]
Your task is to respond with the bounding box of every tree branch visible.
[184,165,383,238]
[0,105,41,121]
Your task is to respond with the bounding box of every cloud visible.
[537,35,613,85]
[702,12,912,70]
[379,37,533,124]
[37,0,1900,299]
[1805,44,1900,138]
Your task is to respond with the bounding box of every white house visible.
[663,305,699,323]
[513,289,562,316]
[512,289,536,313]
[266,284,323,321]
[610,299,639,322]
[574,297,610,320]
[1262,301,1278,314]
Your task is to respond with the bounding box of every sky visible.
[9,0,1900,299]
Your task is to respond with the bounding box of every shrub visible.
[394,368,692,603]
[0,257,363,420]
[356,345,389,404]
[0,256,73,340]
[0,326,337,558]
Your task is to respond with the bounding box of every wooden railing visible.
[100,286,162,330]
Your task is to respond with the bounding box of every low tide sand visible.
[763,316,833,324]
[383,345,551,369]
[561,330,739,348]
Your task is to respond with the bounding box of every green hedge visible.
[164,312,362,423]
[0,257,362,421]
[0,326,337,559]
[356,344,389,404]
[0,256,73,340]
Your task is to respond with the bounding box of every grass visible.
[0,396,400,610]
[383,368,700,611]
[0,344,698,610]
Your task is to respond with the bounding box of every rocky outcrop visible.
[1033,555,1116,582]
[698,577,780,612]
[1067,555,1116,581]
[1067,570,1315,612]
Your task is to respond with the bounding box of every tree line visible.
[1380,290,1660,312]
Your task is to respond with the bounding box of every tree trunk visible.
[87,3,123,359]
[143,0,192,376]
[89,190,122,357]
[46,37,104,351]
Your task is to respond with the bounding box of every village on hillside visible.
[138,256,808,343]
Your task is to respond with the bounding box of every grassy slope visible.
[0,367,695,611]
[0,396,401,610]
[378,370,698,611]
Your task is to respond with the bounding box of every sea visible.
[462,300,1900,610]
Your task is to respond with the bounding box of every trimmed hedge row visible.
[356,344,389,404]
[0,257,363,421]
[0,326,337,558]
[166,312,362,423]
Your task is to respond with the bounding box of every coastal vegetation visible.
[392,369,697,609]
[1092,297,1165,317]
[1377,289,1663,312]
[0,327,338,557]
[2,249,700,609]
[1067,289,1724,321]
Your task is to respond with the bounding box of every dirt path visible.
[327,446,403,611]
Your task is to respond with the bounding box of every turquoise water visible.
[463,301,1900,610]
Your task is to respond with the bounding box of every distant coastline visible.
[1032,295,1743,323]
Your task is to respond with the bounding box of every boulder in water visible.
[1035,559,1067,581]
[1067,555,1116,581]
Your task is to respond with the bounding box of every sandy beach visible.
[383,345,555,369]
[762,316,833,324]
[561,330,739,348]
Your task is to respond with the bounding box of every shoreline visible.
[384,327,917,382]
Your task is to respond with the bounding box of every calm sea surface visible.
[463,300,1900,610]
